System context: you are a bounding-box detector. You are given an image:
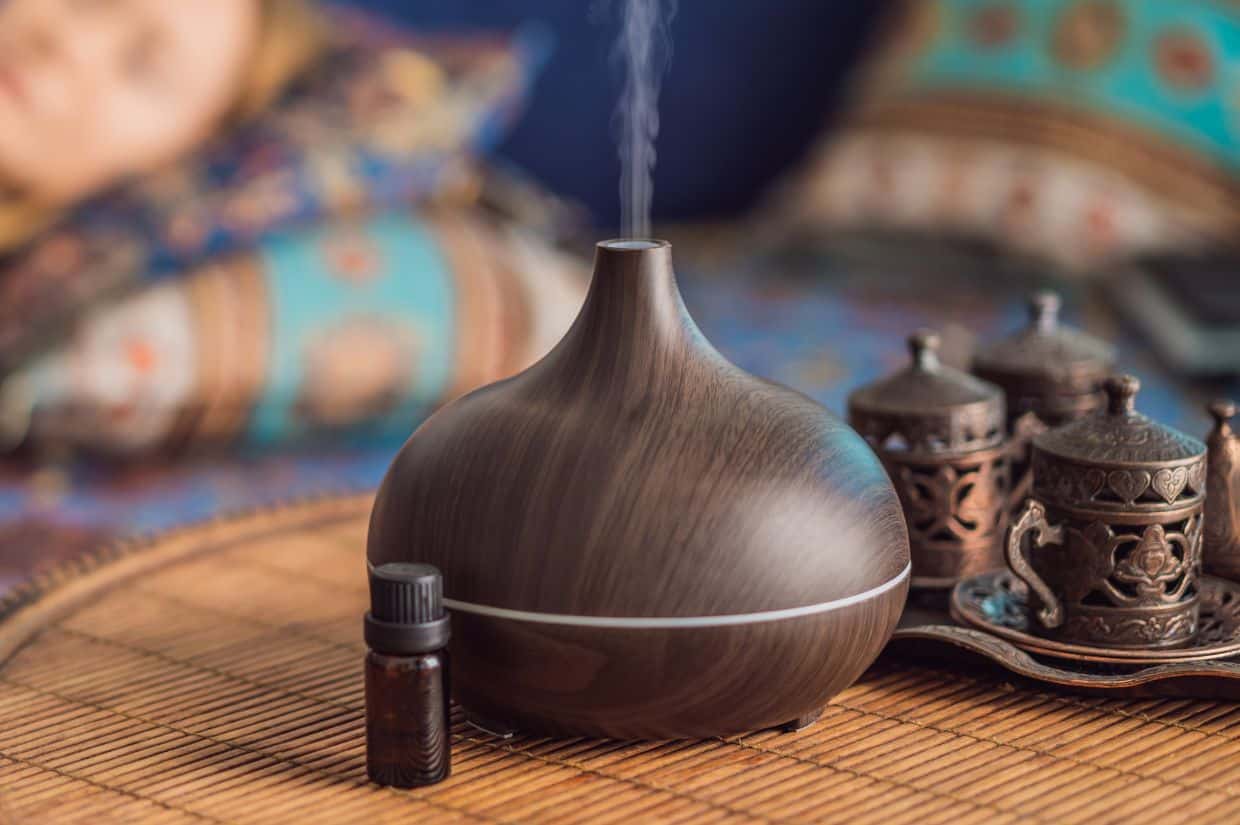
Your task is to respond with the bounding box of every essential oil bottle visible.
[364,562,451,787]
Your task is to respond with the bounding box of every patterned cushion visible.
[776,0,1240,271]
[0,211,584,455]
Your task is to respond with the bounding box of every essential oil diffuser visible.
[368,240,911,738]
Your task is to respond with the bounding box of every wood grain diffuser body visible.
[368,240,911,738]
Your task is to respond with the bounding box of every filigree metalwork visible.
[1006,375,1206,648]
[898,458,1007,543]
[1009,507,1203,648]
[849,331,1012,588]
[1032,454,1204,511]
[1061,611,1197,648]
[855,404,1004,455]
[885,448,1011,584]
[1088,516,1200,606]
[1004,410,1046,517]
[950,569,1240,664]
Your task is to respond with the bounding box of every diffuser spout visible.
[575,238,690,348]
[531,238,703,395]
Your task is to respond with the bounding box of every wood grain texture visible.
[2,498,1240,825]
[368,241,910,737]
[450,596,906,740]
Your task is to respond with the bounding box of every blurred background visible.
[2,0,1239,592]
[360,0,880,226]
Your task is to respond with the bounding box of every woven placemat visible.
[1,495,1239,825]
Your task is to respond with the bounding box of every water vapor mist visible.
[614,0,676,239]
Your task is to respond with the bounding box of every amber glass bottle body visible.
[365,649,450,787]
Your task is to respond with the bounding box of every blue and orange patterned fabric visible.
[779,0,1240,270]
[2,210,584,454]
[0,9,587,456]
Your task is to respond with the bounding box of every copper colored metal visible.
[973,291,1116,427]
[1006,375,1207,649]
[1004,410,1047,518]
[1205,399,1240,581]
[890,621,1240,700]
[949,569,1240,664]
[974,291,1117,518]
[849,330,1011,589]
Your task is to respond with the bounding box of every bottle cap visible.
[364,563,451,655]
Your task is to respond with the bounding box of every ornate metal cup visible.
[974,291,1116,428]
[849,331,1011,590]
[973,291,1116,515]
[1007,376,1206,649]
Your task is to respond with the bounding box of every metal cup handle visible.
[1004,411,1046,515]
[1006,499,1066,629]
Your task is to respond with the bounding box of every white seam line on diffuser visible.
[441,562,911,628]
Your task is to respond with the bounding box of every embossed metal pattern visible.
[1034,375,1207,468]
[1007,375,1208,648]
[850,330,1010,589]
[1032,453,1206,512]
[1008,499,1205,648]
[950,569,1240,664]
[1004,409,1047,516]
[1031,375,1206,515]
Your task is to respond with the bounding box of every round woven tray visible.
[1,495,1238,825]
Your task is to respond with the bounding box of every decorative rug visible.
[1,496,1238,824]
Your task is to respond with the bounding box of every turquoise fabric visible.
[250,214,456,445]
[904,0,1240,170]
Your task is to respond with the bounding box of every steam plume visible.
[614,0,676,239]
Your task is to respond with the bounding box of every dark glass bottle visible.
[364,563,451,787]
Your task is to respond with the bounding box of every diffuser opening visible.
[600,239,666,250]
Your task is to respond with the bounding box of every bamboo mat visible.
[2,496,1240,825]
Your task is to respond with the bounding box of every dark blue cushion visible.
[345,0,879,227]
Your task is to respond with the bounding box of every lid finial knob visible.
[1210,399,1237,430]
[1104,374,1140,416]
[1029,291,1061,334]
[908,329,941,371]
